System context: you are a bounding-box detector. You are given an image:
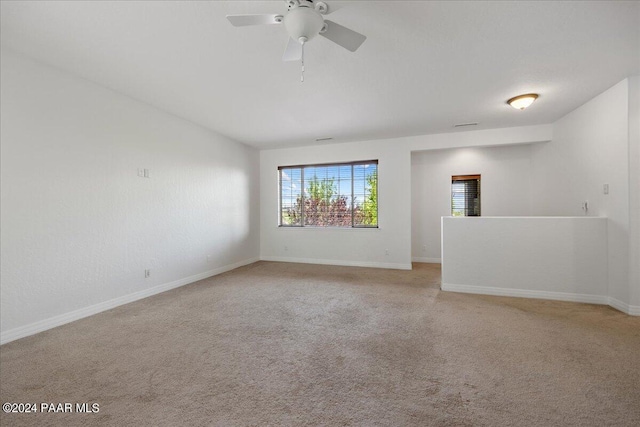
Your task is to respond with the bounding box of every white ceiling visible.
[1,1,638,149]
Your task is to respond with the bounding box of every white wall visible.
[441,217,608,303]
[260,141,412,269]
[0,50,260,343]
[411,145,533,262]
[629,75,640,309]
[531,79,633,310]
[260,126,551,269]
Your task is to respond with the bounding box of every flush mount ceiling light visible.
[507,93,539,110]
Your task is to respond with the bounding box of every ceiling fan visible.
[226,0,366,70]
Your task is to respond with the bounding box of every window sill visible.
[277,226,380,231]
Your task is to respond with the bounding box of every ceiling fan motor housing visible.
[284,3,324,44]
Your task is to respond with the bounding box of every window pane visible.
[353,164,378,226]
[304,165,351,226]
[451,175,480,217]
[451,181,466,216]
[278,161,378,228]
[280,168,302,225]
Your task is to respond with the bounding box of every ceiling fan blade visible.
[320,20,366,52]
[282,38,302,62]
[226,14,282,27]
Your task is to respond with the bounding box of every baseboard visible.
[0,257,259,345]
[412,257,441,264]
[607,297,640,316]
[441,283,640,315]
[441,283,609,305]
[260,256,412,271]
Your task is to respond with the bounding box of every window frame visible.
[451,174,481,217]
[278,160,379,229]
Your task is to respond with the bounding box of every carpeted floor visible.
[1,261,639,426]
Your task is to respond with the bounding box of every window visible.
[452,175,480,216]
[279,160,378,228]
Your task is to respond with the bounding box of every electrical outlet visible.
[603,184,609,195]
[385,249,389,256]
[422,245,427,252]
[144,269,151,278]
[137,168,145,177]
[284,245,288,252]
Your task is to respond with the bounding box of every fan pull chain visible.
[301,42,305,82]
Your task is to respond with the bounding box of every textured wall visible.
[530,79,631,307]
[628,76,640,309]
[442,217,608,302]
[260,127,551,270]
[0,50,260,339]
[260,140,412,270]
[411,145,534,261]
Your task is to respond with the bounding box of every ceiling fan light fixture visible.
[284,5,324,43]
[227,0,367,69]
[507,93,539,110]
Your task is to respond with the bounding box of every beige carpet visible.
[1,262,639,426]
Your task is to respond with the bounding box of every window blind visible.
[452,175,481,216]
[278,160,378,228]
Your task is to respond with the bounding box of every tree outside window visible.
[279,161,378,228]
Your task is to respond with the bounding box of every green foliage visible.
[282,207,300,225]
[451,196,462,216]
[363,171,378,226]
[307,176,335,201]
[283,170,378,227]
[302,175,353,226]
